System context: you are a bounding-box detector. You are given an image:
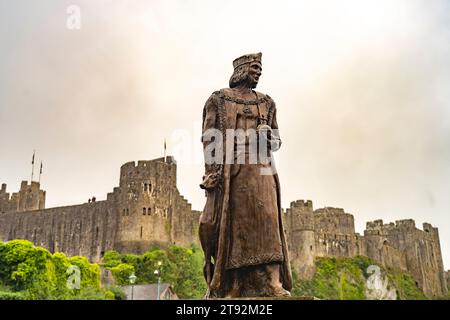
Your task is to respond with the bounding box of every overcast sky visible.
[0,0,449,268]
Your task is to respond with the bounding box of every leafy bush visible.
[110,263,135,286]
[0,290,27,300]
[105,285,126,300]
[102,245,207,298]
[101,251,122,269]
[0,240,108,300]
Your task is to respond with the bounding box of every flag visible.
[32,151,35,165]
[40,162,43,174]
[164,139,167,151]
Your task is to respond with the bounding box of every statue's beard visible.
[248,77,259,89]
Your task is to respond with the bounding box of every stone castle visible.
[0,156,448,297]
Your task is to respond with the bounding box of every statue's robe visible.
[199,88,292,297]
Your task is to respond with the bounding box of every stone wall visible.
[0,156,200,262]
[0,200,117,262]
[363,219,447,296]
[285,200,448,297]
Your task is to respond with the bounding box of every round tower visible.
[285,200,316,279]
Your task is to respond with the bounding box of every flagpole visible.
[164,139,167,163]
[38,161,43,184]
[31,150,35,183]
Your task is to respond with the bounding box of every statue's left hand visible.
[257,125,281,151]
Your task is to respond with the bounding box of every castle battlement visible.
[289,199,313,210]
[314,207,346,215]
[366,219,438,237]
[395,219,416,229]
[0,180,45,214]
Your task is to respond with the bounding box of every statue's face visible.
[248,62,262,88]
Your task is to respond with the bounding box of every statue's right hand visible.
[200,172,220,190]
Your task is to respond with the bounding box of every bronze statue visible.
[199,53,292,298]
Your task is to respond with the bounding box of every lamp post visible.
[129,273,137,300]
[154,261,162,300]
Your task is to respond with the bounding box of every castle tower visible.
[0,181,45,213]
[17,181,46,212]
[422,223,448,296]
[113,156,178,253]
[313,207,357,258]
[0,183,10,213]
[284,200,316,279]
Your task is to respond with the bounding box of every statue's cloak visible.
[199,88,292,297]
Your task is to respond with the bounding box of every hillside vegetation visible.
[292,256,427,300]
[0,241,437,300]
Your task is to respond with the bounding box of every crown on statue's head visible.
[232,52,262,69]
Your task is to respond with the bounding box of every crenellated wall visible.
[0,181,45,213]
[0,156,200,262]
[0,201,117,261]
[364,219,447,296]
[285,200,448,297]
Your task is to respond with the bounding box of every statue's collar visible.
[217,89,268,105]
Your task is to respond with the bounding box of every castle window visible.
[148,207,152,215]
[126,208,130,216]
[123,209,126,216]
[140,226,143,239]
[143,207,147,215]
[310,245,313,251]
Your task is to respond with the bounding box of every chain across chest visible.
[238,104,269,124]
[211,90,275,132]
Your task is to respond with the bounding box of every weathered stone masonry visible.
[0,157,447,297]
[0,156,201,262]
[284,200,448,297]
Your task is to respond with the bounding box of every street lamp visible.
[154,261,162,300]
[129,273,137,300]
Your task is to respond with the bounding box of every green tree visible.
[110,263,135,286]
